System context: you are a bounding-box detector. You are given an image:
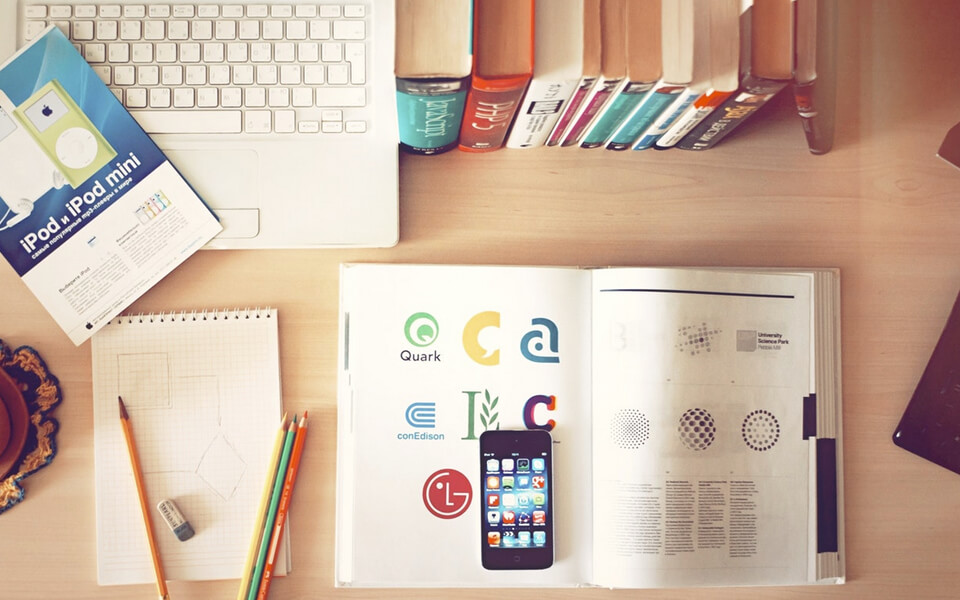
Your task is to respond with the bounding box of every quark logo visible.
[520,318,559,363]
[404,312,439,347]
[422,468,472,519]
[523,394,557,432]
[405,402,436,428]
[463,311,500,366]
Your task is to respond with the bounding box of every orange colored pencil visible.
[118,397,170,600]
[256,412,309,600]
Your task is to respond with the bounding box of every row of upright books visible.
[395,0,836,155]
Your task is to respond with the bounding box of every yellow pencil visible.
[236,414,288,600]
[118,397,170,600]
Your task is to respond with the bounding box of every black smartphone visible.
[479,429,554,570]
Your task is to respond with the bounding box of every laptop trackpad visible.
[165,149,260,239]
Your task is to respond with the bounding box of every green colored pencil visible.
[247,416,297,600]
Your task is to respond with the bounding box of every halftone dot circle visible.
[678,408,716,451]
[741,409,781,451]
[611,409,651,449]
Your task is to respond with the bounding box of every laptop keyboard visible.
[21,2,371,135]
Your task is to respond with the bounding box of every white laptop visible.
[0,0,399,248]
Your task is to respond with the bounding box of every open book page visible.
[337,264,593,587]
[589,268,814,588]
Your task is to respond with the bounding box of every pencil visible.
[256,412,309,600]
[236,414,288,600]
[118,396,170,600]
[247,416,297,600]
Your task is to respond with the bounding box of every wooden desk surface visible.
[3,1,960,598]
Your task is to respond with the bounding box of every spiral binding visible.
[109,307,274,325]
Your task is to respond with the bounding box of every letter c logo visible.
[523,395,557,431]
[463,311,500,366]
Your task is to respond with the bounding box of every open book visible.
[336,264,844,588]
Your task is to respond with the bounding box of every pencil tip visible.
[118,396,128,419]
[302,410,308,419]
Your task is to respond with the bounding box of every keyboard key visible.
[303,64,324,84]
[197,5,219,17]
[247,4,267,17]
[96,20,118,40]
[250,43,271,62]
[147,5,169,18]
[286,20,307,40]
[221,88,242,107]
[185,65,206,85]
[107,42,129,62]
[75,5,97,17]
[126,88,147,108]
[344,5,365,18]
[292,88,313,107]
[275,110,296,133]
[24,5,47,18]
[298,120,319,133]
[295,5,316,18]
[143,21,165,40]
[84,43,106,63]
[316,87,366,107]
[155,43,177,63]
[345,120,367,133]
[73,20,95,40]
[244,87,266,107]
[123,5,145,18]
[209,64,230,84]
[180,42,201,63]
[321,109,342,121]
[268,88,289,107]
[216,20,237,40]
[192,20,213,40]
[321,42,342,62]
[262,20,283,40]
[131,110,243,133]
[50,5,73,18]
[245,110,271,133]
[298,42,319,62]
[149,88,171,108]
[226,43,248,62]
[255,65,278,85]
[280,64,301,84]
[99,5,121,17]
[319,5,340,17]
[202,42,224,62]
[114,65,136,85]
[161,65,183,85]
[333,20,364,40]
[52,21,71,38]
[271,5,292,17]
[132,43,153,63]
[239,21,259,40]
[309,20,330,40]
[137,65,160,85]
[24,21,48,41]
[120,20,141,40]
[327,64,348,85]
[221,5,243,17]
[232,65,253,84]
[322,121,343,133]
[345,42,365,84]
[173,88,195,107]
[274,42,295,63]
[168,20,189,40]
[172,4,194,17]
[197,87,219,107]
[92,65,111,84]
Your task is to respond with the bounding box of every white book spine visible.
[506,79,580,148]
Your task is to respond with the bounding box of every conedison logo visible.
[405,402,436,428]
[404,312,439,347]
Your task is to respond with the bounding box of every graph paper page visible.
[91,308,289,584]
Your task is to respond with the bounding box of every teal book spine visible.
[632,90,698,150]
[396,77,470,155]
[605,85,684,151]
[579,81,655,149]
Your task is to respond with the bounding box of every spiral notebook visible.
[91,308,289,586]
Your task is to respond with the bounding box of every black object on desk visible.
[894,288,960,475]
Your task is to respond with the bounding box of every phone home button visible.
[512,555,521,563]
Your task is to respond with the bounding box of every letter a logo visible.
[463,311,500,366]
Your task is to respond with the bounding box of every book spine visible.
[674,76,787,150]
[458,76,531,152]
[545,76,597,146]
[505,79,578,149]
[605,84,683,151]
[559,77,624,147]
[632,89,700,150]
[654,89,733,149]
[396,77,470,155]
[579,81,655,149]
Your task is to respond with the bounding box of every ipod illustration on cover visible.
[14,79,115,188]
[0,89,66,231]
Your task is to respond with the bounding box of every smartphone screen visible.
[479,429,554,570]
